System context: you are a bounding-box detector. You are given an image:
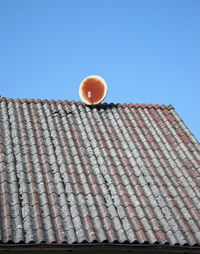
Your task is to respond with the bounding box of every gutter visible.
[0,243,199,253]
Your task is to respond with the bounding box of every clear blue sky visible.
[0,0,199,141]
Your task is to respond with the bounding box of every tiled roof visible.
[0,97,200,247]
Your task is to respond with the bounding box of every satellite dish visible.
[79,75,108,105]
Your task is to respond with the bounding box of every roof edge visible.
[0,243,199,252]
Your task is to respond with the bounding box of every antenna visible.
[79,75,108,105]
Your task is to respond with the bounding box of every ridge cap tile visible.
[56,99,63,104]
[147,104,153,109]
[35,99,42,103]
[141,103,146,108]
[42,99,49,103]
[7,98,14,103]
[128,103,134,108]
[14,98,20,103]
[49,100,55,104]
[154,104,160,109]
[28,98,35,103]
[21,98,28,103]
[0,96,6,101]
[134,103,140,108]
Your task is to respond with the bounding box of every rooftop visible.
[0,97,200,248]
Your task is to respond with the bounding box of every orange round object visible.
[79,75,107,105]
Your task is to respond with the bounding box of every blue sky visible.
[0,0,199,141]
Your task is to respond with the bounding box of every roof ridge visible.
[0,97,174,110]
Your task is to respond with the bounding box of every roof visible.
[0,97,200,248]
